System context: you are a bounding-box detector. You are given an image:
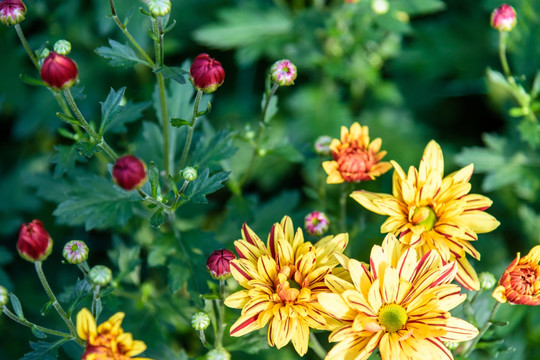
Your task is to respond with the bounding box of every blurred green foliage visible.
[1,0,540,359]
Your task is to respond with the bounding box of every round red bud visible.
[17,220,53,262]
[190,54,225,94]
[112,155,147,191]
[40,52,78,90]
[206,249,235,280]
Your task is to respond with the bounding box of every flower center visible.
[511,265,540,296]
[411,206,438,230]
[337,148,375,182]
[377,303,408,333]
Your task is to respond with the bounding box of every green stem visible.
[498,31,511,80]
[239,83,280,188]
[34,262,84,346]
[309,332,327,359]
[178,90,203,170]
[198,329,212,350]
[108,0,155,68]
[14,24,39,70]
[339,183,350,234]
[462,301,502,357]
[91,285,101,318]
[318,155,328,211]
[63,89,119,161]
[215,280,226,349]
[53,91,84,138]
[2,306,72,338]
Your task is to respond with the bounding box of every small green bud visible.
[371,0,390,15]
[314,135,332,156]
[53,40,71,55]
[479,272,497,290]
[145,0,171,17]
[0,286,8,307]
[191,312,211,331]
[37,48,50,59]
[89,265,112,286]
[444,341,459,351]
[206,348,231,360]
[62,240,89,264]
[182,167,197,181]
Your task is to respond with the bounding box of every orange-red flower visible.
[492,245,540,305]
[322,123,391,184]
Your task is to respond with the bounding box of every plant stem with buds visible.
[14,24,39,70]
[2,306,72,338]
[462,301,502,357]
[178,90,203,170]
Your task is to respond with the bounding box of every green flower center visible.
[378,303,408,333]
[411,206,438,230]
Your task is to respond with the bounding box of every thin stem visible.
[91,285,101,318]
[317,155,328,212]
[178,90,203,170]
[53,91,84,138]
[157,72,170,175]
[198,329,212,350]
[239,83,280,188]
[14,24,39,70]
[309,332,327,359]
[462,301,502,357]
[498,31,511,79]
[34,262,84,346]
[339,183,349,234]
[2,306,72,338]
[108,0,155,68]
[215,280,226,349]
[63,89,118,161]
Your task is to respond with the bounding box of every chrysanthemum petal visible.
[230,314,261,337]
[454,255,480,291]
[318,293,356,320]
[224,290,250,309]
[76,308,96,341]
[350,191,391,215]
[458,211,500,233]
[439,317,478,342]
[291,319,310,356]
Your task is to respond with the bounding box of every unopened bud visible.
[206,249,235,280]
[181,167,197,181]
[479,272,497,290]
[444,341,459,351]
[0,0,26,26]
[314,135,332,156]
[206,348,231,360]
[491,4,517,32]
[89,265,112,286]
[37,48,50,60]
[304,211,330,236]
[40,52,78,90]
[270,59,297,86]
[53,40,71,55]
[112,155,147,191]
[191,312,211,331]
[62,240,89,265]
[190,54,225,94]
[371,0,389,15]
[0,286,8,307]
[17,220,53,262]
[146,0,171,17]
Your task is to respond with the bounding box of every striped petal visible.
[230,314,261,337]
[439,316,478,342]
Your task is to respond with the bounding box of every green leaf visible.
[517,119,540,147]
[9,293,25,319]
[183,168,230,204]
[191,130,238,170]
[486,68,514,95]
[95,39,148,68]
[40,300,54,317]
[168,260,190,293]
[53,175,140,230]
[57,127,76,140]
[123,6,135,27]
[106,100,150,134]
[107,237,141,285]
[148,161,160,198]
[394,0,446,16]
[31,326,47,339]
[170,118,191,127]
[100,87,126,134]
[51,145,85,178]
[76,141,100,158]
[20,341,63,360]
[59,278,92,315]
[163,19,177,34]
[266,139,304,163]
[167,175,178,197]
[150,209,165,228]
[155,66,186,84]
[56,112,81,126]
[19,74,47,87]
[261,91,278,124]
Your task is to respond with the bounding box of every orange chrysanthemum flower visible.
[319,235,478,360]
[76,308,152,360]
[351,140,500,290]
[322,122,392,184]
[492,245,540,305]
[224,216,348,355]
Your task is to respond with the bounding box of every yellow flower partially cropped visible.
[351,140,500,290]
[322,122,392,184]
[225,216,348,356]
[76,308,152,360]
[319,235,478,360]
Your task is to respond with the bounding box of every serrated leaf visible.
[517,119,540,147]
[51,145,85,178]
[168,260,189,292]
[190,130,238,170]
[100,87,126,134]
[148,161,160,198]
[107,100,150,134]
[155,66,186,84]
[170,118,191,127]
[95,39,148,68]
[184,168,230,204]
[76,141,100,158]
[20,340,64,360]
[53,175,140,230]
[9,293,24,319]
[150,209,165,228]
[107,238,141,285]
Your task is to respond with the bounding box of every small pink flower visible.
[40,52,78,90]
[270,59,297,86]
[206,249,235,280]
[304,211,330,236]
[112,155,147,191]
[190,53,225,94]
[491,4,517,32]
[0,0,26,26]
[62,240,89,265]
[17,220,53,262]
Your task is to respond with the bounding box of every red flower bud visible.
[17,220,53,262]
[206,249,235,280]
[189,53,225,94]
[112,155,147,191]
[0,0,26,26]
[40,52,78,90]
[491,4,517,32]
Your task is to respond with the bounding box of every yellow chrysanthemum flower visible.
[224,216,349,355]
[351,140,500,290]
[76,308,152,360]
[319,234,478,360]
[322,122,392,184]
